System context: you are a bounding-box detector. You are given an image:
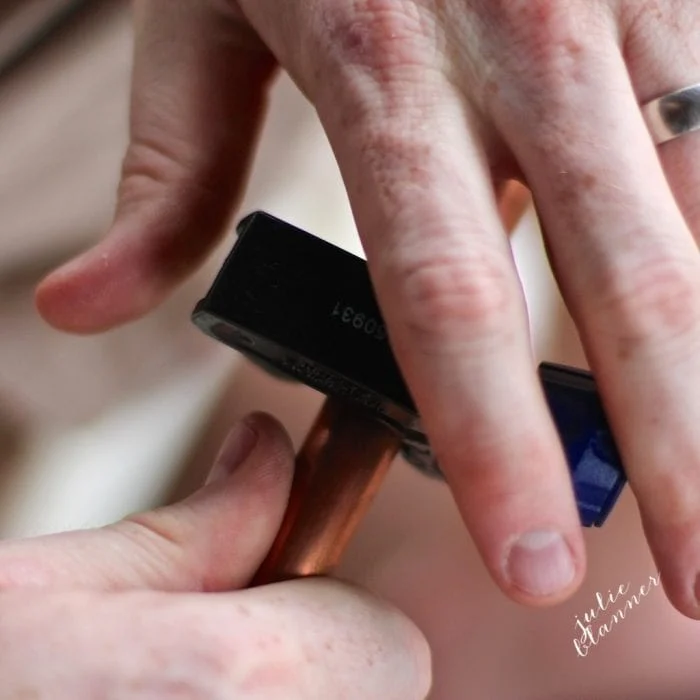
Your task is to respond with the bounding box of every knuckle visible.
[315,0,435,81]
[392,246,516,349]
[139,631,234,699]
[622,0,686,64]
[442,424,553,501]
[495,0,597,65]
[359,131,445,215]
[122,601,261,698]
[114,511,203,588]
[218,617,304,694]
[121,510,188,552]
[119,138,185,198]
[484,0,608,115]
[595,255,700,352]
[191,627,246,689]
[117,138,217,215]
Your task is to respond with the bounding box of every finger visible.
[623,2,700,238]
[348,108,586,605]
[0,579,431,699]
[493,8,700,617]
[0,413,294,592]
[622,6,700,617]
[35,1,277,333]
[243,5,585,604]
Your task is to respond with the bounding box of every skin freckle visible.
[581,172,596,190]
[615,336,635,361]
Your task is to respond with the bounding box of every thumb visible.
[0,412,294,593]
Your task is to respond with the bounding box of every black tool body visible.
[193,211,626,526]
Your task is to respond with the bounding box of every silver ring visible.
[642,82,700,145]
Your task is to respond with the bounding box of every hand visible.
[35,0,700,618]
[0,413,430,699]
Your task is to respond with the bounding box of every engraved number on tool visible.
[331,303,387,341]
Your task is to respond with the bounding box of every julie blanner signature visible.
[573,573,661,657]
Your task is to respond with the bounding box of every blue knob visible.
[539,363,627,527]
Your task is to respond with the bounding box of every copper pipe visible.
[251,397,401,584]
[496,180,532,233]
[250,184,529,585]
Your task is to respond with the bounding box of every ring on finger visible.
[642,81,700,145]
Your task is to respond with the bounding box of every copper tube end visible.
[497,180,532,233]
[251,398,401,585]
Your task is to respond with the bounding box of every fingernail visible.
[206,418,258,484]
[505,530,575,597]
